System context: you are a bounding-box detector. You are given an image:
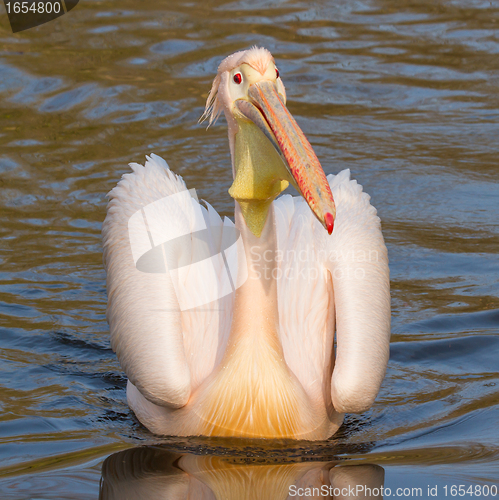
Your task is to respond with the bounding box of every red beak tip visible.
[325,212,334,235]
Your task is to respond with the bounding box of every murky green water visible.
[0,0,498,498]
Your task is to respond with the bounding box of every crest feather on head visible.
[200,47,274,126]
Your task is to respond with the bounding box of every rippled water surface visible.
[0,0,498,498]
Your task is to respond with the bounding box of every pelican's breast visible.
[192,332,313,438]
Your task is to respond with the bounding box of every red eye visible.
[233,73,242,84]
[276,68,280,78]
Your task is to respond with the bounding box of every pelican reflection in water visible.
[100,446,385,500]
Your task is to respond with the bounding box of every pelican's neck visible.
[227,203,281,349]
[225,118,288,347]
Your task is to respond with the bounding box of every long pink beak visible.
[235,80,336,234]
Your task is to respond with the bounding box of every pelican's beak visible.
[235,80,336,234]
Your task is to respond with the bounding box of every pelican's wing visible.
[326,170,390,413]
[274,169,390,414]
[274,194,335,407]
[102,154,234,408]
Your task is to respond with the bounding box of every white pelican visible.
[102,47,390,440]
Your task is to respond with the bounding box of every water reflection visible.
[100,446,384,500]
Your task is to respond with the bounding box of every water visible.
[0,0,498,497]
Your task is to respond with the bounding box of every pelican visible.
[102,47,390,440]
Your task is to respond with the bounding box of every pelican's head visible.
[203,47,336,237]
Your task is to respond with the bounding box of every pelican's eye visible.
[275,68,280,78]
[233,73,242,84]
